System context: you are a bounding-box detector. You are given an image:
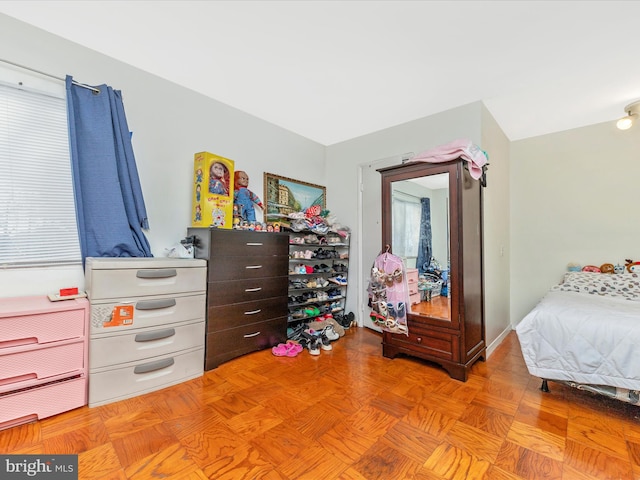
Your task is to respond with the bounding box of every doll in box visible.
[234,170,264,222]
[209,161,230,195]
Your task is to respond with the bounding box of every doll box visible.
[192,152,235,228]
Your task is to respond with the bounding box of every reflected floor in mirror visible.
[410,294,451,319]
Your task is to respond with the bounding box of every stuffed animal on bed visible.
[600,263,614,274]
[626,259,640,273]
[581,265,601,273]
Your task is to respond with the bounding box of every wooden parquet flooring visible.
[2,328,640,479]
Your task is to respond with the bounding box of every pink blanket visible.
[410,139,488,180]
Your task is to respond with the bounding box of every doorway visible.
[357,154,407,331]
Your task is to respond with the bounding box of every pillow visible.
[551,271,640,300]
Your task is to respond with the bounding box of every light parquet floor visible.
[2,327,640,479]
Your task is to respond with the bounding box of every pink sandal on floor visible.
[285,340,303,356]
[272,341,303,357]
[272,343,290,356]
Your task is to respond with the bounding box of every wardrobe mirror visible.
[391,172,451,321]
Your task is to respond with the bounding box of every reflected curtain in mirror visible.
[416,197,432,274]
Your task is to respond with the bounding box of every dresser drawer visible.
[0,341,85,393]
[207,277,287,306]
[89,320,205,368]
[85,257,207,300]
[189,228,288,258]
[88,347,204,407]
[208,255,288,281]
[207,297,287,332]
[385,326,458,362]
[409,292,421,306]
[406,268,419,294]
[0,307,86,349]
[0,377,87,429]
[89,292,206,335]
[205,317,286,370]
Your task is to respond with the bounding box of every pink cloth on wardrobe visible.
[410,138,488,180]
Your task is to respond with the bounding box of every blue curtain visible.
[66,76,152,263]
[416,197,432,274]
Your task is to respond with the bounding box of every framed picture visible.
[263,172,326,223]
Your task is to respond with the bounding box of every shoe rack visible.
[287,230,350,325]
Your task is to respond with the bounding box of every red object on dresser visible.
[0,296,89,430]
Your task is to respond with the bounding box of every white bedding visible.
[516,290,640,391]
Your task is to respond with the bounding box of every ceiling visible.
[1,1,639,146]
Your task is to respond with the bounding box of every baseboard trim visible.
[486,325,514,358]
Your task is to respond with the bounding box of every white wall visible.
[0,14,325,297]
[481,105,511,349]
[510,121,640,325]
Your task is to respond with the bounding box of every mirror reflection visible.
[391,173,451,320]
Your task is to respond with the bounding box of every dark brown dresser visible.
[187,228,289,369]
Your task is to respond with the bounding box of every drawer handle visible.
[245,265,263,269]
[245,287,262,292]
[136,298,177,310]
[134,357,174,374]
[135,328,176,342]
[244,309,261,315]
[416,337,422,343]
[243,331,261,338]
[136,268,177,279]
[246,242,263,246]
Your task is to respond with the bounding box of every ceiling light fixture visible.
[616,100,640,130]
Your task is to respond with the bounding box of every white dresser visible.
[85,257,206,407]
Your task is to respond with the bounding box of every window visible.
[0,74,81,267]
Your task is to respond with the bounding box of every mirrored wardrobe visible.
[378,158,486,381]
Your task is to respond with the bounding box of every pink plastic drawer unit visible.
[0,296,89,430]
[406,268,420,306]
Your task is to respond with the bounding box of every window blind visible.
[0,82,81,266]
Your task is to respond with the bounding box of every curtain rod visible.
[0,58,100,94]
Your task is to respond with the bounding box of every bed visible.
[516,271,640,405]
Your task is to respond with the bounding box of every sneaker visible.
[320,334,333,351]
[308,338,321,355]
[322,325,340,341]
[335,314,350,329]
[302,331,321,355]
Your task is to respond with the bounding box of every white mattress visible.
[516,290,640,391]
